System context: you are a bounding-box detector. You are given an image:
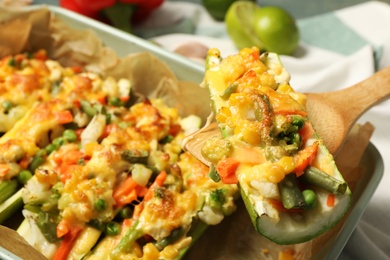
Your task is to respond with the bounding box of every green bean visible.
[105,221,121,236]
[208,164,221,183]
[120,149,149,164]
[220,82,238,100]
[302,189,317,209]
[81,100,97,117]
[112,220,143,255]
[108,97,122,107]
[0,179,19,204]
[278,174,305,209]
[17,170,33,185]
[160,135,174,144]
[94,199,107,212]
[93,103,106,114]
[156,226,185,250]
[300,167,348,195]
[63,129,78,142]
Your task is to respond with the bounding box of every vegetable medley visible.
[0,50,238,259]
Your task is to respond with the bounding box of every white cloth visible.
[142,1,390,258]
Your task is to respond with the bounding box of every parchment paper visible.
[0,6,375,260]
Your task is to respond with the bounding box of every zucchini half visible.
[201,47,351,245]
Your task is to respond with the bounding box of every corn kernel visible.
[143,243,160,260]
[260,73,276,89]
[160,245,179,259]
[276,156,295,175]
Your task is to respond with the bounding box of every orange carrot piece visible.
[96,94,107,105]
[59,164,82,183]
[55,110,73,124]
[120,96,130,102]
[0,164,10,178]
[62,150,84,165]
[298,121,315,147]
[71,66,83,73]
[327,194,335,207]
[294,142,319,177]
[113,176,139,206]
[33,50,47,61]
[116,189,137,208]
[18,155,31,169]
[216,158,239,184]
[133,204,144,219]
[143,171,167,202]
[100,124,116,139]
[56,219,71,238]
[53,226,82,260]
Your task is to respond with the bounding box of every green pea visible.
[108,97,122,107]
[29,155,45,173]
[94,199,107,212]
[81,100,97,117]
[302,189,317,209]
[105,221,120,236]
[87,219,103,231]
[63,129,77,142]
[17,169,33,184]
[119,206,133,219]
[45,143,59,155]
[36,149,46,157]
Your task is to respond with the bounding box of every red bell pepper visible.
[60,0,164,33]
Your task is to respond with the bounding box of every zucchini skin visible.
[242,142,351,245]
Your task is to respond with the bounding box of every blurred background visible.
[32,0,390,19]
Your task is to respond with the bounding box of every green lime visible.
[203,0,255,21]
[225,2,299,55]
[225,1,264,50]
[253,6,299,55]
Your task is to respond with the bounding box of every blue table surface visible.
[34,0,390,19]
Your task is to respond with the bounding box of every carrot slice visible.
[53,226,82,260]
[216,158,239,184]
[0,164,10,177]
[298,121,315,147]
[294,142,319,177]
[54,110,73,124]
[327,194,335,207]
[113,176,139,206]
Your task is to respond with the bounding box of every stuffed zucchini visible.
[0,50,238,259]
[200,47,351,245]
